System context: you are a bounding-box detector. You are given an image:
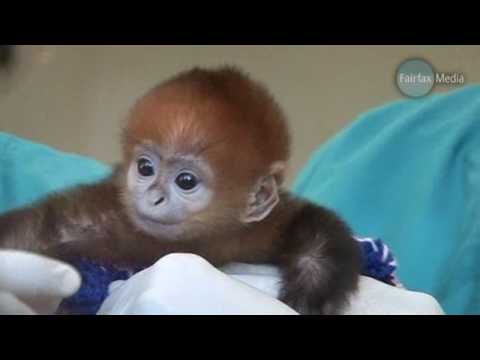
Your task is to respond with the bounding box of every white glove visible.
[343,276,445,315]
[0,250,82,315]
[98,253,445,315]
[98,253,298,315]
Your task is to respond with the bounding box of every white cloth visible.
[98,253,445,315]
[0,250,82,315]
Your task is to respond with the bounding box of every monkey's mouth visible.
[136,210,184,227]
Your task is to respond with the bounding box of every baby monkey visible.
[0,66,361,314]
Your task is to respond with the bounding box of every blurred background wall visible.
[1,45,479,185]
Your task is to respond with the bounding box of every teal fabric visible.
[0,133,111,214]
[292,85,480,315]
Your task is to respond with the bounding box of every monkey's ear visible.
[242,162,285,223]
[269,161,287,185]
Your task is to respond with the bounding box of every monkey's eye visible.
[137,158,155,177]
[175,172,199,191]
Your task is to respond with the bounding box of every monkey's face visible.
[122,139,284,241]
[121,68,291,240]
[123,142,215,238]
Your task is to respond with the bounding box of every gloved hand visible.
[0,250,82,315]
[98,253,299,315]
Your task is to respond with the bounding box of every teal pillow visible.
[0,132,111,214]
[292,85,480,315]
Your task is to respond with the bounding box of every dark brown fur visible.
[0,66,361,314]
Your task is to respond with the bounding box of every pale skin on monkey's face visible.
[126,143,215,238]
[126,142,283,240]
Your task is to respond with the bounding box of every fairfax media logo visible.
[395,58,465,98]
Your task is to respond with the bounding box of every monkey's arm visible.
[274,197,362,315]
[0,178,125,260]
[0,205,52,252]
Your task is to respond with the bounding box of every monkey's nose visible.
[154,197,165,206]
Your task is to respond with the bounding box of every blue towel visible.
[292,85,480,314]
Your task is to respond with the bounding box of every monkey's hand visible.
[0,250,81,315]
